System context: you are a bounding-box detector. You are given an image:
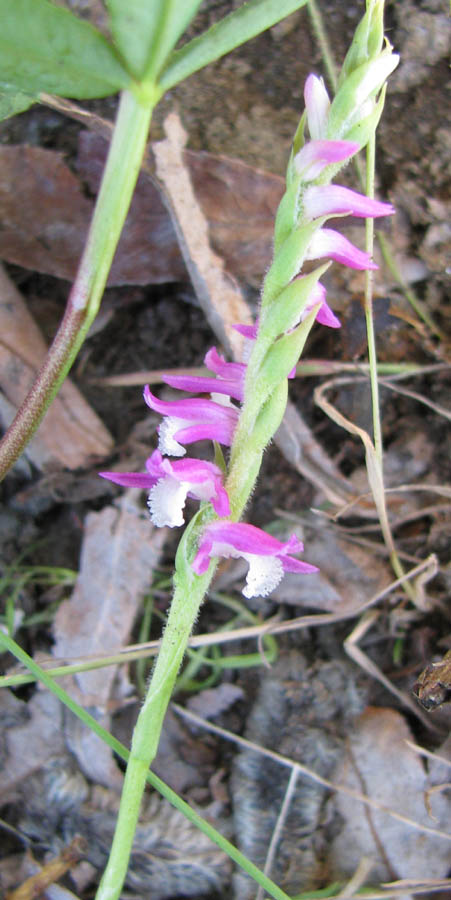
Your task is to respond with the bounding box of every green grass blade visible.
[157,0,309,93]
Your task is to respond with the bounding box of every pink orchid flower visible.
[192,521,318,598]
[100,450,230,527]
[144,385,239,456]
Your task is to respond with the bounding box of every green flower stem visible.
[364,134,382,467]
[0,86,155,481]
[307,0,338,91]
[97,319,301,899]
[96,561,216,900]
[363,134,415,601]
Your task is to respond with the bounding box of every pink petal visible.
[294,139,359,180]
[144,386,238,424]
[192,521,319,585]
[172,421,237,448]
[200,521,304,556]
[163,372,243,400]
[233,323,258,340]
[303,184,395,220]
[161,348,245,401]
[306,228,378,270]
[99,470,155,489]
[315,300,341,328]
[204,347,246,381]
[208,479,231,517]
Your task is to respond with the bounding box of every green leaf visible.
[262,220,320,307]
[0,0,130,99]
[258,309,316,388]
[157,0,309,94]
[106,0,203,81]
[253,379,288,449]
[260,263,329,341]
[273,174,303,254]
[0,83,36,120]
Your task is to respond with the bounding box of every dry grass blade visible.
[255,768,299,900]
[378,377,451,422]
[344,610,442,733]
[2,556,436,690]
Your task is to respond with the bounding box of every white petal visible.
[305,75,330,140]
[158,417,187,457]
[242,554,284,599]
[148,478,188,527]
[210,392,236,408]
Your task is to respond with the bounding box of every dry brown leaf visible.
[52,491,165,704]
[330,706,451,882]
[0,263,113,470]
[186,147,283,287]
[0,142,186,285]
[51,491,166,785]
[0,135,283,288]
[80,129,284,288]
[272,515,390,611]
[186,684,244,719]
[0,689,66,802]
[0,145,92,282]
[77,131,188,285]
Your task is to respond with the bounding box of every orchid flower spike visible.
[100,450,230,527]
[192,521,318,599]
[144,385,239,457]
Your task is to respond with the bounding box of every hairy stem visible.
[95,561,215,900]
